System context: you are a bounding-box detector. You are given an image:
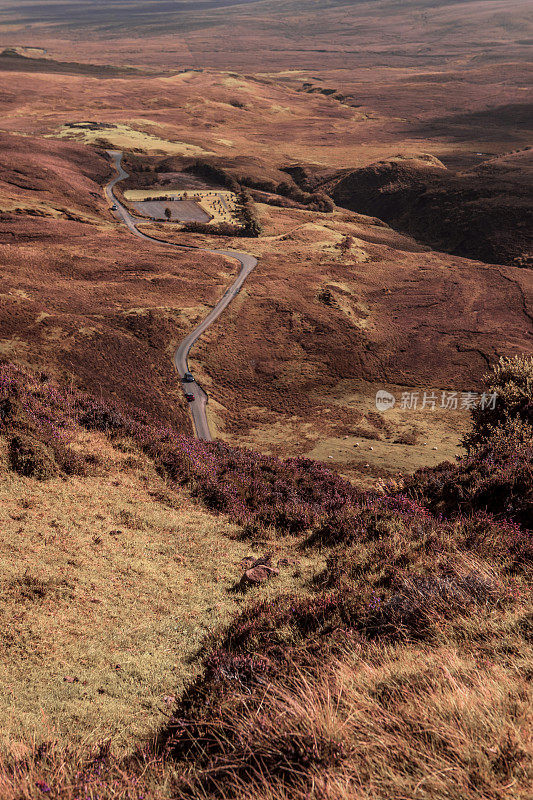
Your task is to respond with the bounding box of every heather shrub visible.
[185,160,240,193]
[393,430,418,445]
[1,366,108,479]
[326,546,503,641]
[1,362,531,800]
[8,434,58,479]
[398,358,533,529]
[79,406,126,433]
[160,507,527,798]
[193,498,528,671]
[464,355,533,452]
[182,221,242,236]
[266,195,300,209]
[306,495,430,548]
[0,363,363,530]
[453,512,533,571]
[52,442,89,476]
[402,440,533,528]
[0,397,28,430]
[162,643,533,800]
[307,192,334,212]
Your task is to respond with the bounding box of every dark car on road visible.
[182,372,194,383]
[185,393,195,402]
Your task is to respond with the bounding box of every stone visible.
[239,564,279,589]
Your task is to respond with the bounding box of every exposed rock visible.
[239,564,279,589]
[238,554,273,570]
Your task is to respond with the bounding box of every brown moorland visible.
[0,60,531,474]
[0,0,531,72]
[0,2,531,796]
[0,132,239,429]
[328,151,533,265]
[152,201,532,475]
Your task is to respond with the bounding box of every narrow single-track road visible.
[105,150,257,441]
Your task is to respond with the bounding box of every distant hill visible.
[0,48,143,76]
[0,0,531,70]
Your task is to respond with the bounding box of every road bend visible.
[105,150,257,441]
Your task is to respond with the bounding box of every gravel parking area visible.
[131,199,212,222]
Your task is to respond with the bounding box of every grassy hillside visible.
[0,356,531,798]
[0,361,322,752]
[1,118,531,476]
[0,1,530,795]
[0,132,241,431]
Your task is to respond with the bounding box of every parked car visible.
[182,372,194,383]
[111,203,118,210]
[185,393,195,402]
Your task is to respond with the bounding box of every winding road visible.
[105,150,257,441]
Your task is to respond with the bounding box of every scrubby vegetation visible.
[182,220,242,236]
[186,160,241,194]
[237,189,263,236]
[464,355,533,452]
[0,362,361,534]
[186,158,333,215]
[0,356,532,798]
[402,356,533,529]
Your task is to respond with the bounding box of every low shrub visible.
[464,355,533,451]
[0,363,363,530]
[8,434,58,479]
[393,431,418,445]
[181,221,242,236]
[185,160,240,193]
[402,440,533,529]
[0,358,532,799]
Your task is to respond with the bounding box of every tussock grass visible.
[170,644,532,800]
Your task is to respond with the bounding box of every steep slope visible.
[1,357,531,800]
[329,152,533,265]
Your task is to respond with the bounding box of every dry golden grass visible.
[54,123,212,157]
[177,642,532,800]
[0,431,317,757]
[0,360,530,798]
[2,637,531,799]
